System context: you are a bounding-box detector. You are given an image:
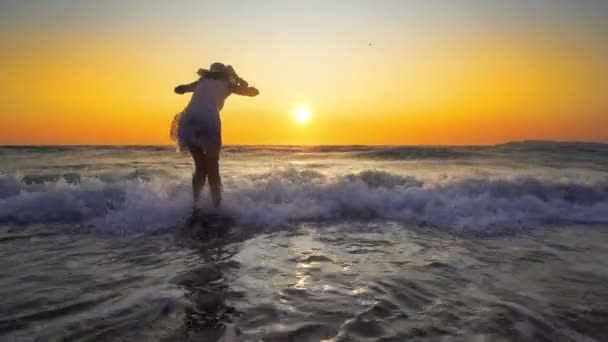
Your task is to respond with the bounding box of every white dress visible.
[171,78,230,153]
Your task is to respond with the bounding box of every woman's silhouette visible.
[171,63,259,217]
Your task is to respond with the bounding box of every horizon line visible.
[1,139,607,148]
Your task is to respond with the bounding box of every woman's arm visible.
[231,84,260,97]
[174,81,199,94]
[225,65,259,96]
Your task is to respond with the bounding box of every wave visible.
[3,142,607,164]
[221,145,478,160]
[497,140,608,152]
[354,146,477,160]
[1,170,607,234]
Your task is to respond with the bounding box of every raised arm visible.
[224,65,259,97]
[174,80,199,95]
[231,84,260,97]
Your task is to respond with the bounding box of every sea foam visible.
[1,169,607,234]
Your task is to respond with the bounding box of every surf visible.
[1,169,607,235]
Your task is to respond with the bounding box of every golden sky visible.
[1,0,607,145]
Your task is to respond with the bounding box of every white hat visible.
[209,62,227,73]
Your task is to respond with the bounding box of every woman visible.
[171,62,259,215]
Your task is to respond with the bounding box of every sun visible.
[293,106,312,124]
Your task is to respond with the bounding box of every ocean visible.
[1,142,607,341]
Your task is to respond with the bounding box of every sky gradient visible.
[1,0,607,145]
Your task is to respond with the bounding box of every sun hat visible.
[209,62,227,73]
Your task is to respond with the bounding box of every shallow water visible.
[1,142,608,341]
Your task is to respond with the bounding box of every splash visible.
[1,169,607,234]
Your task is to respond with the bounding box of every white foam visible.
[1,170,607,234]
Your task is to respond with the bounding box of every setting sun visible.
[293,106,312,124]
[2,2,608,340]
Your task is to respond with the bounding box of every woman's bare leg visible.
[205,147,222,209]
[189,147,207,209]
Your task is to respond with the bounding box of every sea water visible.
[1,142,607,341]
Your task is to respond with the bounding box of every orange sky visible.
[1,1,607,145]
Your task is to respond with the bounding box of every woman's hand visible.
[174,81,199,95]
[174,85,187,94]
[232,85,259,97]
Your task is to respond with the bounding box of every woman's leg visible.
[189,146,207,207]
[205,147,222,209]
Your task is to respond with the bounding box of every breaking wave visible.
[0,168,608,234]
[1,169,607,234]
